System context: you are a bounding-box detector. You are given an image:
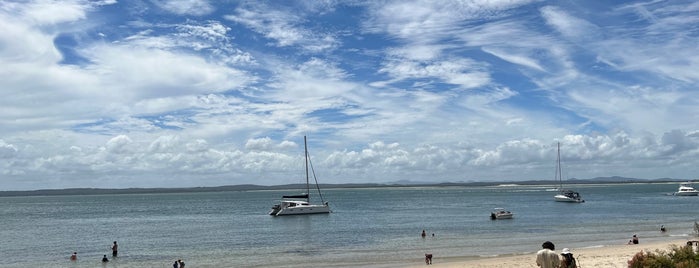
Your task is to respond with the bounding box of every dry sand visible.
[405,239,691,268]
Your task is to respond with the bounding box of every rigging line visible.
[306,149,326,203]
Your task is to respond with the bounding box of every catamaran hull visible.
[272,205,330,216]
[554,194,584,203]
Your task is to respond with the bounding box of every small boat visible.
[269,136,331,216]
[675,182,699,196]
[490,208,513,220]
[552,142,584,203]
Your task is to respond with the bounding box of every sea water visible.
[1,183,697,267]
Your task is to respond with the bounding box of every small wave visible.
[478,254,499,258]
[670,234,689,237]
[581,245,605,249]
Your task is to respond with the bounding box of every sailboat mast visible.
[557,142,562,189]
[304,136,310,203]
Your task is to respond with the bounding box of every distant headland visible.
[0,176,684,197]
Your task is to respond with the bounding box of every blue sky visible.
[2,0,699,190]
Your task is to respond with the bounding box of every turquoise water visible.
[1,183,697,267]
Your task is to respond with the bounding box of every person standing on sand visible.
[536,241,559,268]
[560,248,577,268]
[112,241,118,257]
[173,260,180,268]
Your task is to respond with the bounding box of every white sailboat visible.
[553,142,584,203]
[269,136,331,216]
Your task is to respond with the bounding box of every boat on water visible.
[675,182,699,196]
[552,142,584,203]
[269,136,330,216]
[490,208,513,220]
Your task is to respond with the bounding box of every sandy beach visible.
[406,239,690,268]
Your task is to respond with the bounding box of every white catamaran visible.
[269,136,330,216]
[553,142,584,203]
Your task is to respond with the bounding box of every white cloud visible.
[105,135,134,154]
[14,1,88,25]
[481,47,545,71]
[0,140,18,158]
[540,6,599,41]
[378,57,491,90]
[224,5,339,52]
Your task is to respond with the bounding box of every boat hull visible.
[675,191,699,196]
[273,204,330,216]
[554,194,584,203]
[490,214,513,220]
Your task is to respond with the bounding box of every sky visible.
[2,0,699,190]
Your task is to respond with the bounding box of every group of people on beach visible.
[536,241,577,268]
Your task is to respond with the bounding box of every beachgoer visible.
[102,255,109,262]
[421,230,426,238]
[661,225,666,232]
[179,259,185,268]
[536,241,559,268]
[425,253,433,265]
[560,248,577,268]
[632,234,639,244]
[70,252,77,261]
[112,241,118,257]
[173,260,179,268]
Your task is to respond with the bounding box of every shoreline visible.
[403,238,690,268]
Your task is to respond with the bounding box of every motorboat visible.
[490,208,513,220]
[675,182,699,196]
[269,136,331,216]
[552,142,584,203]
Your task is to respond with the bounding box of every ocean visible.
[1,183,697,267]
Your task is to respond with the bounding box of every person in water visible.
[70,252,77,261]
[421,229,426,238]
[101,255,109,262]
[112,241,118,257]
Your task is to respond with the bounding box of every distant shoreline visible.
[0,177,685,197]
